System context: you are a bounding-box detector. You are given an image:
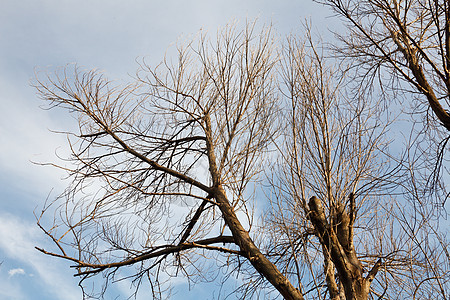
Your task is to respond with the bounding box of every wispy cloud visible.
[8,268,25,277]
[0,213,81,300]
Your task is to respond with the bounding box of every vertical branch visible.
[324,254,340,300]
[348,192,356,251]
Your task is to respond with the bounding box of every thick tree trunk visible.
[214,186,304,300]
[308,196,380,300]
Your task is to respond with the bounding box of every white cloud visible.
[0,213,81,300]
[8,268,25,277]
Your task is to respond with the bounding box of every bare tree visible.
[305,2,450,297]
[318,0,450,130]
[317,0,450,203]
[266,34,390,300]
[264,19,449,300]
[34,20,448,300]
[34,24,304,299]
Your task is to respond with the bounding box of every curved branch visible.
[35,235,238,276]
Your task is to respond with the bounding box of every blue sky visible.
[0,1,336,299]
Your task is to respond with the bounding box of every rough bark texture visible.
[308,196,378,300]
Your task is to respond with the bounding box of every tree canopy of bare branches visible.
[318,0,450,204]
[319,0,450,130]
[266,33,448,300]
[35,24,303,299]
[34,21,449,300]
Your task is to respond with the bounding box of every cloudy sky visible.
[0,1,336,299]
